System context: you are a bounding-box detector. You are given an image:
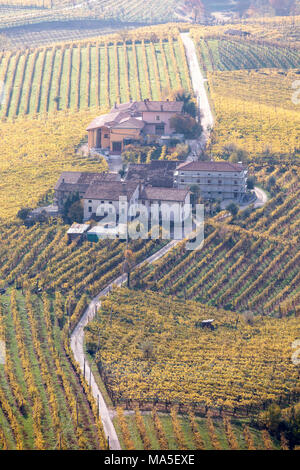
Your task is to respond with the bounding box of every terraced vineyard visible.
[0,33,191,118]
[131,165,300,316]
[0,220,166,449]
[0,221,165,298]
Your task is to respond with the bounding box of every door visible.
[112,141,122,153]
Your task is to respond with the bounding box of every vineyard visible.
[0,33,191,118]
[112,406,281,450]
[85,288,300,415]
[190,15,300,49]
[0,289,107,449]
[129,163,300,316]
[0,220,166,449]
[207,68,300,158]
[0,0,184,29]
[0,110,109,220]
[195,38,300,71]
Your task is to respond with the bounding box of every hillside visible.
[86,288,299,413]
[0,12,299,451]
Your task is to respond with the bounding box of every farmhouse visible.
[174,161,248,201]
[54,171,120,211]
[87,99,184,153]
[83,181,140,221]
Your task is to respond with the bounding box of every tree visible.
[226,203,239,217]
[247,176,256,190]
[169,88,198,118]
[67,200,83,224]
[189,185,201,207]
[260,404,282,433]
[17,207,32,222]
[170,115,202,139]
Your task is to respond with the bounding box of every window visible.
[181,179,184,183]
[101,201,104,204]
[208,180,211,184]
[104,134,109,138]
[88,200,92,203]
[218,180,222,185]
[109,201,113,204]
[234,181,238,185]
[156,115,160,121]
[88,207,92,213]
[197,179,200,183]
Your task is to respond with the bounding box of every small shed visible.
[67,223,89,243]
[200,319,215,331]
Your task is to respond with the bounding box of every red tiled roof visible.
[87,101,183,131]
[84,181,139,201]
[141,186,189,203]
[177,161,246,172]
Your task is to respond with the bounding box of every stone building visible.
[174,161,248,200]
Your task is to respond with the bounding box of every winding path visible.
[70,32,212,451]
[70,240,179,450]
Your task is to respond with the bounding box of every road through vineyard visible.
[70,241,179,450]
[180,32,214,149]
[69,33,213,450]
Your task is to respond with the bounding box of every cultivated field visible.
[0,289,107,449]
[86,288,299,414]
[0,33,191,118]
[132,163,300,316]
[0,1,184,30]
[0,110,108,220]
[195,38,300,71]
[207,69,300,158]
[113,406,281,450]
